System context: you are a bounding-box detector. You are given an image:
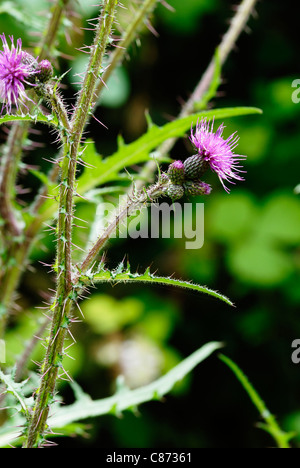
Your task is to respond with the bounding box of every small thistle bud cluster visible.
[165,157,211,201]
[165,117,247,200]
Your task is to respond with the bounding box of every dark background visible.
[1,0,300,448]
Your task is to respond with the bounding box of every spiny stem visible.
[95,0,159,100]
[71,0,118,140]
[23,0,119,447]
[23,297,73,448]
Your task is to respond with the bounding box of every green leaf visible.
[0,112,58,127]
[148,107,262,144]
[89,263,234,306]
[0,370,30,417]
[77,107,262,194]
[48,342,223,428]
[219,354,293,448]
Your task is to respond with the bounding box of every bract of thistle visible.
[190,118,247,193]
[0,33,37,113]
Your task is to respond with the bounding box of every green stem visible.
[23,297,72,448]
[71,0,118,138]
[0,125,31,335]
[23,1,118,447]
[0,124,24,239]
[0,239,32,336]
[95,0,159,99]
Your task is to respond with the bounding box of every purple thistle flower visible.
[190,118,246,193]
[0,34,36,113]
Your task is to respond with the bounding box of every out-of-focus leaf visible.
[207,192,258,244]
[0,1,43,29]
[235,122,273,163]
[227,240,293,286]
[82,295,144,335]
[259,193,300,245]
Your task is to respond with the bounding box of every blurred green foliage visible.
[1,0,300,448]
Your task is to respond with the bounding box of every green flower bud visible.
[184,180,212,197]
[36,60,53,83]
[167,160,185,185]
[184,154,206,180]
[167,183,185,200]
[160,173,169,184]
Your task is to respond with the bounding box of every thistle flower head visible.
[190,118,246,193]
[0,34,36,113]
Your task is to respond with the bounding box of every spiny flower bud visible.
[167,183,184,200]
[167,160,185,185]
[21,51,36,67]
[184,180,212,197]
[184,154,206,180]
[159,172,169,184]
[36,60,53,83]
